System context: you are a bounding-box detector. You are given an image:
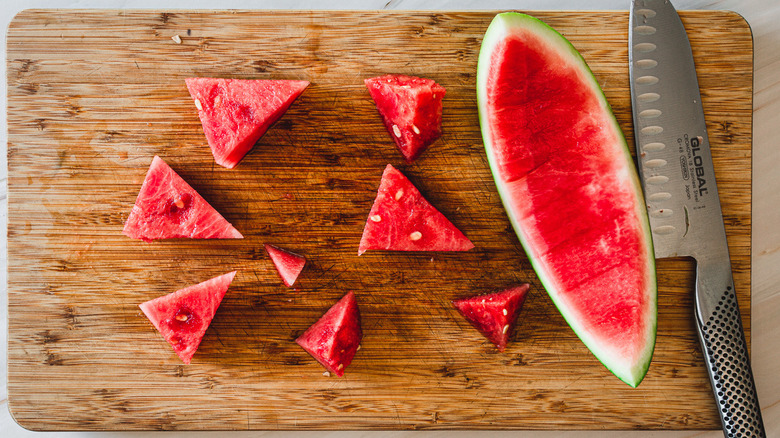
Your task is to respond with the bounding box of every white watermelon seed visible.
[412,124,420,135]
[394,189,404,201]
[502,308,508,316]
[409,231,422,241]
[392,124,401,137]
[502,324,509,334]
[337,363,344,370]
[322,371,330,377]
[171,34,182,44]
[357,344,361,351]
[370,214,382,223]
[175,314,189,322]
[194,99,203,110]
[174,197,185,209]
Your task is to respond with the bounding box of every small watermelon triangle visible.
[123,156,243,242]
[186,77,309,169]
[452,284,530,352]
[265,244,306,288]
[365,74,445,162]
[139,271,237,364]
[358,164,474,255]
[296,291,362,376]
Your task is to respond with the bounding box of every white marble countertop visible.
[2,0,778,437]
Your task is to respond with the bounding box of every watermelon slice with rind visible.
[139,271,237,364]
[123,156,242,242]
[186,77,309,169]
[358,164,474,255]
[453,284,530,352]
[265,244,306,287]
[365,74,445,162]
[477,13,657,387]
[296,291,362,377]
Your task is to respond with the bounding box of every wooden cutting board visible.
[6,9,753,431]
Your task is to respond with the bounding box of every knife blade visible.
[628,1,765,436]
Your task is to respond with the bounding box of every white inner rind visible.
[477,12,657,387]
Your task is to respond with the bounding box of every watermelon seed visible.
[322,371,331,377]
[412,124,420,135]
[357,344,361,351]
[337,363,344,370]
[194,99,203,110]
[171,34,182,44]
[409,231,422,241]
[394,189,404,201]
[174,197,185,209]
[370,214,382,223]
[503,308,508,316]
[502,324,509,334]
[175,314,189,322]
[392,124,402,137]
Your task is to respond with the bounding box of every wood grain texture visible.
[6,9,752,431]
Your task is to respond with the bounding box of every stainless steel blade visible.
[629,0,727,261]
[629,1,765,436]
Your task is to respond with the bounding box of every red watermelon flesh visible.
[139,271,237,364]
[453,284,530,351]
[477,13,656,387]
[365,74,445,162]
[296,291,362,377]
[358,164,474,255]
[265,244,306,287]
[122,156,242,242]
[186,77,309,169]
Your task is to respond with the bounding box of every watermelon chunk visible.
[123,156,243,241]
[186,77,309,169]
[365,74,445,162]
[477,13,657,387]
[452,284,530,352]
[139,271,237,364]
[358,164,474,255]
[296,291,362,376]
[265,244,306,287]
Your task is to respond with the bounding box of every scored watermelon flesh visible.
[477,13,656,387]
[139,271,237,364]
[122,156,243,241]
[265,244,306,287]
[365,74,445,162]
[296,291,362,377]
[453,284,530,351]
[358,164,474,255]
[186,78,309,169]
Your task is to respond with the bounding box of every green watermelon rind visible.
[476,12,657,387]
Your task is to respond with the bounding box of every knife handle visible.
[694,263,765,437]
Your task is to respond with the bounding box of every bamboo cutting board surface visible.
[6,9,753,431]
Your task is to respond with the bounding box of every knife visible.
[628,1,765,436]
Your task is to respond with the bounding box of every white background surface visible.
[2,0,778,437]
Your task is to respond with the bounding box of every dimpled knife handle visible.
[695,276,765,437]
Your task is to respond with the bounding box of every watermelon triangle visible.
[453,284,530,352]
[123,156,243,242]
[186,77,309,169]
[265,244,306,287]
[365,74,445,162]
[139,271,237,364]
[296,291,362,376]
[358,164,474,255]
